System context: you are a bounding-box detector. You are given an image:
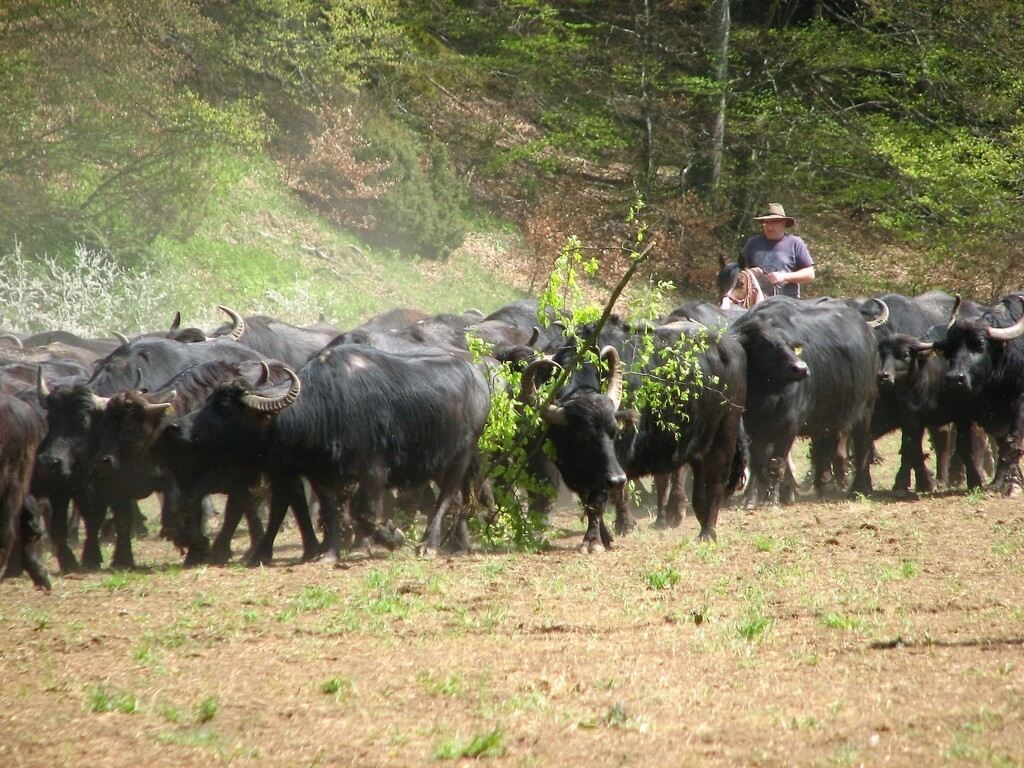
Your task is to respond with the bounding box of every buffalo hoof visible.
[208,547,232,566]
[316,549,339,566]
[891,487,918,501]
[651,516,670,530]
[578,540,605,554]
[417,545,438,560]
[695,528,717,544]
[110,555,135,571]
[244,552,272,568]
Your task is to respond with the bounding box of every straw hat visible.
[753,203,795,226]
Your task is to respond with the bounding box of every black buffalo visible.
[181,344,490,562]
[0,393,50,589]
[730,296,878,506]
[523,317,747,549]
[922,293,1024,494]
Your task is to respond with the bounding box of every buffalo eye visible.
[791,343,804,357]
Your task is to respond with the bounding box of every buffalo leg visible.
[109,493,136,570]
[612,482,636,536]
[955,420,985,490]
[46,492,80,574]
[19,499,51,590]
[848,417,874,496]
[79,495,106,571]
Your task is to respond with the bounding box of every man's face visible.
[760,219,786,240]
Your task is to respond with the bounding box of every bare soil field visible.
[3,439,1024,767]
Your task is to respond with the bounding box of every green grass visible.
[320,676,355,702]
[88,685,140,715]
[643,565,681,590]
[432,728,505,760]
[151,156,524,330]
[819,612,867,632]
[195,696,219,724]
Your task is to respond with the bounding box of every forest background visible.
[2,0,1022,330]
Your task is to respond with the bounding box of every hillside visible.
[2,1,1022,326]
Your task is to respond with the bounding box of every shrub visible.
[0,241,171,335]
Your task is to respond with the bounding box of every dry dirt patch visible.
[2,448,1024,767]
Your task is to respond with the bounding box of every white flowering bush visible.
[0,241,171,335]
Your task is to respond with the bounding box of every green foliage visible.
[88,685,140,715]
[0,241,172,335]
[195,696,219,724]
[432,727,505,760]
[359,120,468,260]
[643,565,682,591]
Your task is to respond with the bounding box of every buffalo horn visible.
[218,305,246,341]
[145,393,175,416]
[528,326,540,347]
[987,309,1024,342]
[168,311,181,333]
[36,367,50,407]
[0,333,23,348]
[946,294,963,329]
[241,366,301,413]
[865,298,890,328]
[91,394,111,410]
[601,346,623,410]
[113,332,130,345]
[255,361,271,385]
[520,357,568,425]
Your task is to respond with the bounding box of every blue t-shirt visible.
[740,234,813,298]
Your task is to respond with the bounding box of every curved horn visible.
[218,305,245,341]
[987,310,1024,342]
[36,367,50,407]
[113,332,130,345]
[0,333,23,348]
[91,394,111,410]
[255,361,271,385]
[144,393,176,417]
[911,340,934,353]
[527,326,540,347]
[168,311,181,333]
[132,367,146,392]
[866,298,890,328]
[946,294,963,330]
[520,357,568,426]
[241,366,301,414]
[601,345,623,410]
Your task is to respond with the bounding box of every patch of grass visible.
[277,585,339,621]
[737,585,772,642]
[417,671,464,697]
[819,612,867,631]
[432,728,505,760]
[321,676,355,701]
[154,728,222,749]
[830,745,863,767]
[643,565,681,590]
[161,705,183,724]
[195,696,219,724]
[752,534,775,553]
[992,524,1024,557]
[737,612,772,642]
[88,685,140,715]
[20,607,50,632]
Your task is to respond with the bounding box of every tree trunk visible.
[710,0,730,191]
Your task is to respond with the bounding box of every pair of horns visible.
[520,346,622,426]
[241,366,301,413]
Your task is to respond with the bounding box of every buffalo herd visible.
[3,282,1024,588]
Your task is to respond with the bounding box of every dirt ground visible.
[2,437,1023,767]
